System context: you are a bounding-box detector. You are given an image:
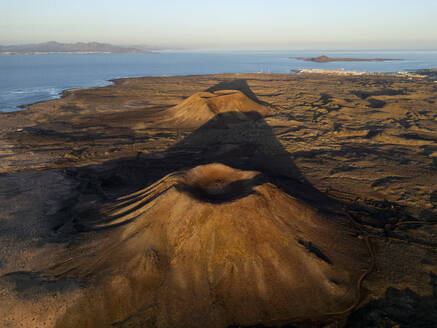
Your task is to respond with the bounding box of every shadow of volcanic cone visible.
[0,87,371,328]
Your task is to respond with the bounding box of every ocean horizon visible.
[1,50,437,113]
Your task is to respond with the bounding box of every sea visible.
[1,50,436,112]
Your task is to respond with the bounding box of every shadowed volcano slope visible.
[141,110,331,210]
[49,163,369,328]
[156,90,271,128]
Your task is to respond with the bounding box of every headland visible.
[295,55,401,62]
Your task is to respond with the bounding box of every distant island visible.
[294,55,401,62]
[0,41,153,55]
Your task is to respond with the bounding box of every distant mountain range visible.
[0,41,153,54]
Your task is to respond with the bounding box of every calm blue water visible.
[1,50,436,112]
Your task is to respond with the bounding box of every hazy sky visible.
[1,0,436,50]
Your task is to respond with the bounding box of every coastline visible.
[0,51,115,55]
[15,80,117,111]
[3,71,436,214]
[3,68,436,113]
[294,68,428,78]
[0,51,155,55]
[2,50,437,113]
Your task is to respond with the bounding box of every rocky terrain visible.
[0,73,436,327]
